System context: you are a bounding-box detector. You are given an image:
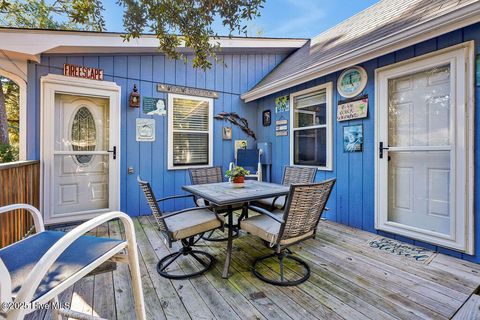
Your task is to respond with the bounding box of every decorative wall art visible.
[275,117,288,137]
[234,140,247,158]
[222,127,232,140]
[136,118,155,142]
[143,97,166,116]
[214,112,256,140]
[275,95,290,113]
[343,124,363,152]
[157,83,218,99]
[337,66,368,98]
[337,96,368,121]
[262,110,271,126]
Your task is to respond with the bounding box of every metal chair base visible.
[157,246,214,279]
[252,252,310,286]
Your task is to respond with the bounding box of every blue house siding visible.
[255,22,480,262]
[27,51,287,215]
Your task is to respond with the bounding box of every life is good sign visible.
[337,97,368,121]
[63,64,104,81]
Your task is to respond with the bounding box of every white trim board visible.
[289,82,333,171]
[40,74,121,225]
[374,41,475,254]
[241,1,480,102]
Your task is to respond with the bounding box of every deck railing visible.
[0,160,40,248]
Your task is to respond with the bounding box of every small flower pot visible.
[232,176,245,188]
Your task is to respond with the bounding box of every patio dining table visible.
[182,180,290,278]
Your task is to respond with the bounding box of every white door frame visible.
[374,41,475,254]
[40,74,121,225]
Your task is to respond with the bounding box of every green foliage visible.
[2,77,19,145]
[0,0,105,30]
[225,166,250,179]
[0,0,265,70]
[0,142,18,163]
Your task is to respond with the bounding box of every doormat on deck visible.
[368,237,435,263]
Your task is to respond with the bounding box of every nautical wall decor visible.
[136,118,155,142]
[63,64,104,81]
[343,124,363,152]
[143,97,166,116]
[337,96,368,121]
[214,112,256,140]
[337,66,368,98]
[262,110,271,126]
[275,95,289,113]
[157,83,218,99]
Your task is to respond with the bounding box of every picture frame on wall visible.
[343,124,363,152]
[262,110,271,126]
[222,127,232,140]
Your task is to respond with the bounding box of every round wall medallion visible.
[337,66,368,98]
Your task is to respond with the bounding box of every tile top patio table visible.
[182,180,290,278]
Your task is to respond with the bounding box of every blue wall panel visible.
[255,23,480,263]
[32,50,287,217]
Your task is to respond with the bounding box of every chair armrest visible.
[160,206,213,219]
[0,204,44,232]
[156,194,195,202]
[13,211,134,306]
[247,205,284,223]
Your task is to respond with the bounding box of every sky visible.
[102,0,379,39]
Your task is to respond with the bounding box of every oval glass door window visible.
[71,106,97,164]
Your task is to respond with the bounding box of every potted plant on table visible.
[225,166,250,188]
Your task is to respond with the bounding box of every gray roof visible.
[242,0,480,101]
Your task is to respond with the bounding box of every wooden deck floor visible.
[29,216,480,320]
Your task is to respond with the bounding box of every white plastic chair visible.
[0,204,146,320]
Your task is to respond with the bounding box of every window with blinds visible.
[168,95,213,168]
[291,83,332,170]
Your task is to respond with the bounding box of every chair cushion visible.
[253,196,286,210]
[240,211,314,245]
[0,231,124,301]
[166,209,223,240]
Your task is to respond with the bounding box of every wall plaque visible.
[63,64,104,81]
[157,83,218,99]
[143,97,166,116]
[337,97,368,121]
[136,118,155,142]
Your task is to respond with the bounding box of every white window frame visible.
[0,68,27,161]
[374,41,475,254]
[168,93,213,170]
[290,82,333,171]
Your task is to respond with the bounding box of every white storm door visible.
[375,43,474,253]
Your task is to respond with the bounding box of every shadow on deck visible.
[28,216,480,320]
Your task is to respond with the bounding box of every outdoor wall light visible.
[129,84,140,108]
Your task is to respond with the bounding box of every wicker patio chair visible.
[188,167,243,242]
[240,178,335,286]
[138,176,223,279]
[253,166,317,210]
[0,204,146,320]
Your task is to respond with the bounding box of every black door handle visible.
[107,146,117,160]
[379,142,389,159]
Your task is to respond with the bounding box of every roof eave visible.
[241,1,480,102]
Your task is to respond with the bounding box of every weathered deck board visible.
[26,217,480,320]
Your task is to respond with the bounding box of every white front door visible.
[375,42,474,253]
[41,74,120,224]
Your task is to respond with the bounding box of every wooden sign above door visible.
[63,64,104,81]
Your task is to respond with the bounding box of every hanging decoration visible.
[214,112,256,140]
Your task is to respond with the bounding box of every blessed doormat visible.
[368,237,435,263]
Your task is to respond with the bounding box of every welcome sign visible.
[337,97,368,121]
[63,64,104,81]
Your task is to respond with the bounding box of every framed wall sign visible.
[136,118,155,142]
[337,66,368,98]
[275,95,290,113]
[262,110,271,126]
[337,96,368,121]
[63,64,104,81]
[222,127,232,140]
[143,97,166,116]
[343,124,363,152]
